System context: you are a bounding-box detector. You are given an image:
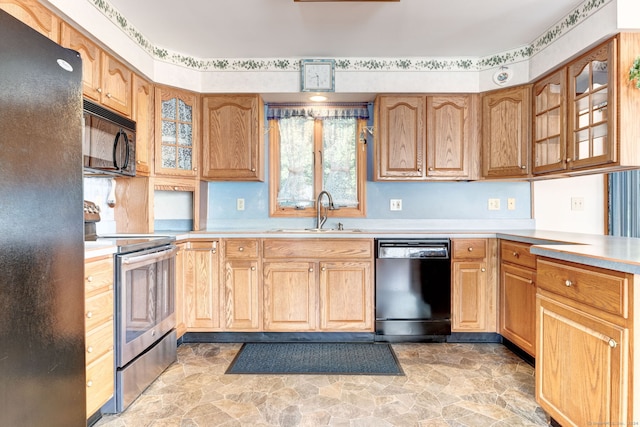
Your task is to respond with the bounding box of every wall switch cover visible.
[236,198,245,211]
[571,197,584,211]
[507,198,516,210]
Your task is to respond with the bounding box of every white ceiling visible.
[107,0,586,60]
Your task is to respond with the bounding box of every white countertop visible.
[87,228,640,275]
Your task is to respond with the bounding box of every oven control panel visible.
[83,200,101,223]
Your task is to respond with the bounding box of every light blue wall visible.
[205,105,533,231]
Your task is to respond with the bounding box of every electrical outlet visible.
[571,197,584,211]
[390,199,402,211]
[488,198,500,210]
[507,198,516,210]
[236,198,245,211]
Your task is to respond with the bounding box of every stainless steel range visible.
[84,201,178,413]
[105,235,178,413]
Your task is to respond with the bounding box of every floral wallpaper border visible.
[89,0,610,72]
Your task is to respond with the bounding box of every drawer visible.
[85,290,114,331]
[452,239,486,259]
[188,240,218,251]
[537,258,629,318]
[224,239,259,258]
[500,240,536,269]
[86,351,114,417]
[85,320,113,366]
[85,256,113,297]
[263,238,373,259]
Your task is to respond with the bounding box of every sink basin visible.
[273,228,361,233]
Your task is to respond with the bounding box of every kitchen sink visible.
[273,228,362,233]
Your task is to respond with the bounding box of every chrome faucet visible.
[315,190,336,229]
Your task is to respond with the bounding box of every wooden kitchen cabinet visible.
[60,23,132,117]
[536,257,631,426]
[84,255,114,419]
[154,85,200,177]
[183,240,220,331]
[451,238,497,332]
[132,74,154,176]
[481,85,531,178]
[263,261,317,331]
[533,69,567,174]
[0,0,59,41]
[375,94,478,181]
[262,238,374,332]
[319,260,373,330]
[500,240,537,356]
[222,239,261,330]
[201,94,265,181]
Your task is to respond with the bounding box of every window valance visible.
[267,103,369,120]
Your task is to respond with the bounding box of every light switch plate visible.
[236,198,245,211]
[390,199,402,211]
[488,198,500,210]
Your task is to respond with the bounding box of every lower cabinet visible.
[84,255,114,418]
[262,238,374,332]
[451,238,497,332]
[500,240,537,356]
[183,240,220,331]
[222,239,261,330]
[536,257,632,426]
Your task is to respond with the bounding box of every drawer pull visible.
[251,266,255,271]
[87,380,93,387]
[481,268,486,272]
[86,311,93,319]
[609,339,617,348]
[321,267,326,272]
[87,276,93,282]
[309,268,313,272]
[468,247,473,252]
[564,280,573,287]
[87,346,93,353]
[512,252,519,258]
[239,247,244,252]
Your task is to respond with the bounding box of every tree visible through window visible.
[268,104,368,218]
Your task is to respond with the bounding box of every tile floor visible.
[94,342,548,427]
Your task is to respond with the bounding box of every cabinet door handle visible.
[87,380,93,387]
[608,339,617,348]
[321,267,326,271]
[251,266,255,271]
[565,280,573,287]
[86,276,93,282]
[428,167,434,171]
[106,93,112,98]
[86,311,93,319]
[521,165,526,169]
[87,346,93,353]
[97,88,102,94]
[512,252,519,258]
[481,268,486,272]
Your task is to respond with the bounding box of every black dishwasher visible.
[375,239,451,342]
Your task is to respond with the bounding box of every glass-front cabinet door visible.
[533,69,566,174]
[154,86,199,177]
[568,39,616,170]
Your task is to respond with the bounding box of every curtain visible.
[276,116,315,208]
[267,103,369,120]
[608,170,640,237]
[322,118,358,207]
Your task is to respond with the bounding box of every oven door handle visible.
[121,245,178,265]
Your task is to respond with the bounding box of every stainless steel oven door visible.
[116,245,177,367]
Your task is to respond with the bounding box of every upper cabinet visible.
[154,85,200,177]
[60,23,132,117]
[375,94,478,181]
[533,69,566,174]
[533,34,640,176]
[0,0,59,42]
[201,94,265,181]
[481,85,531,179]
[132,74,154,176]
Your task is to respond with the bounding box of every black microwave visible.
[83,99,136,177]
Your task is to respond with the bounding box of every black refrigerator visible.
[0,10,86,427]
